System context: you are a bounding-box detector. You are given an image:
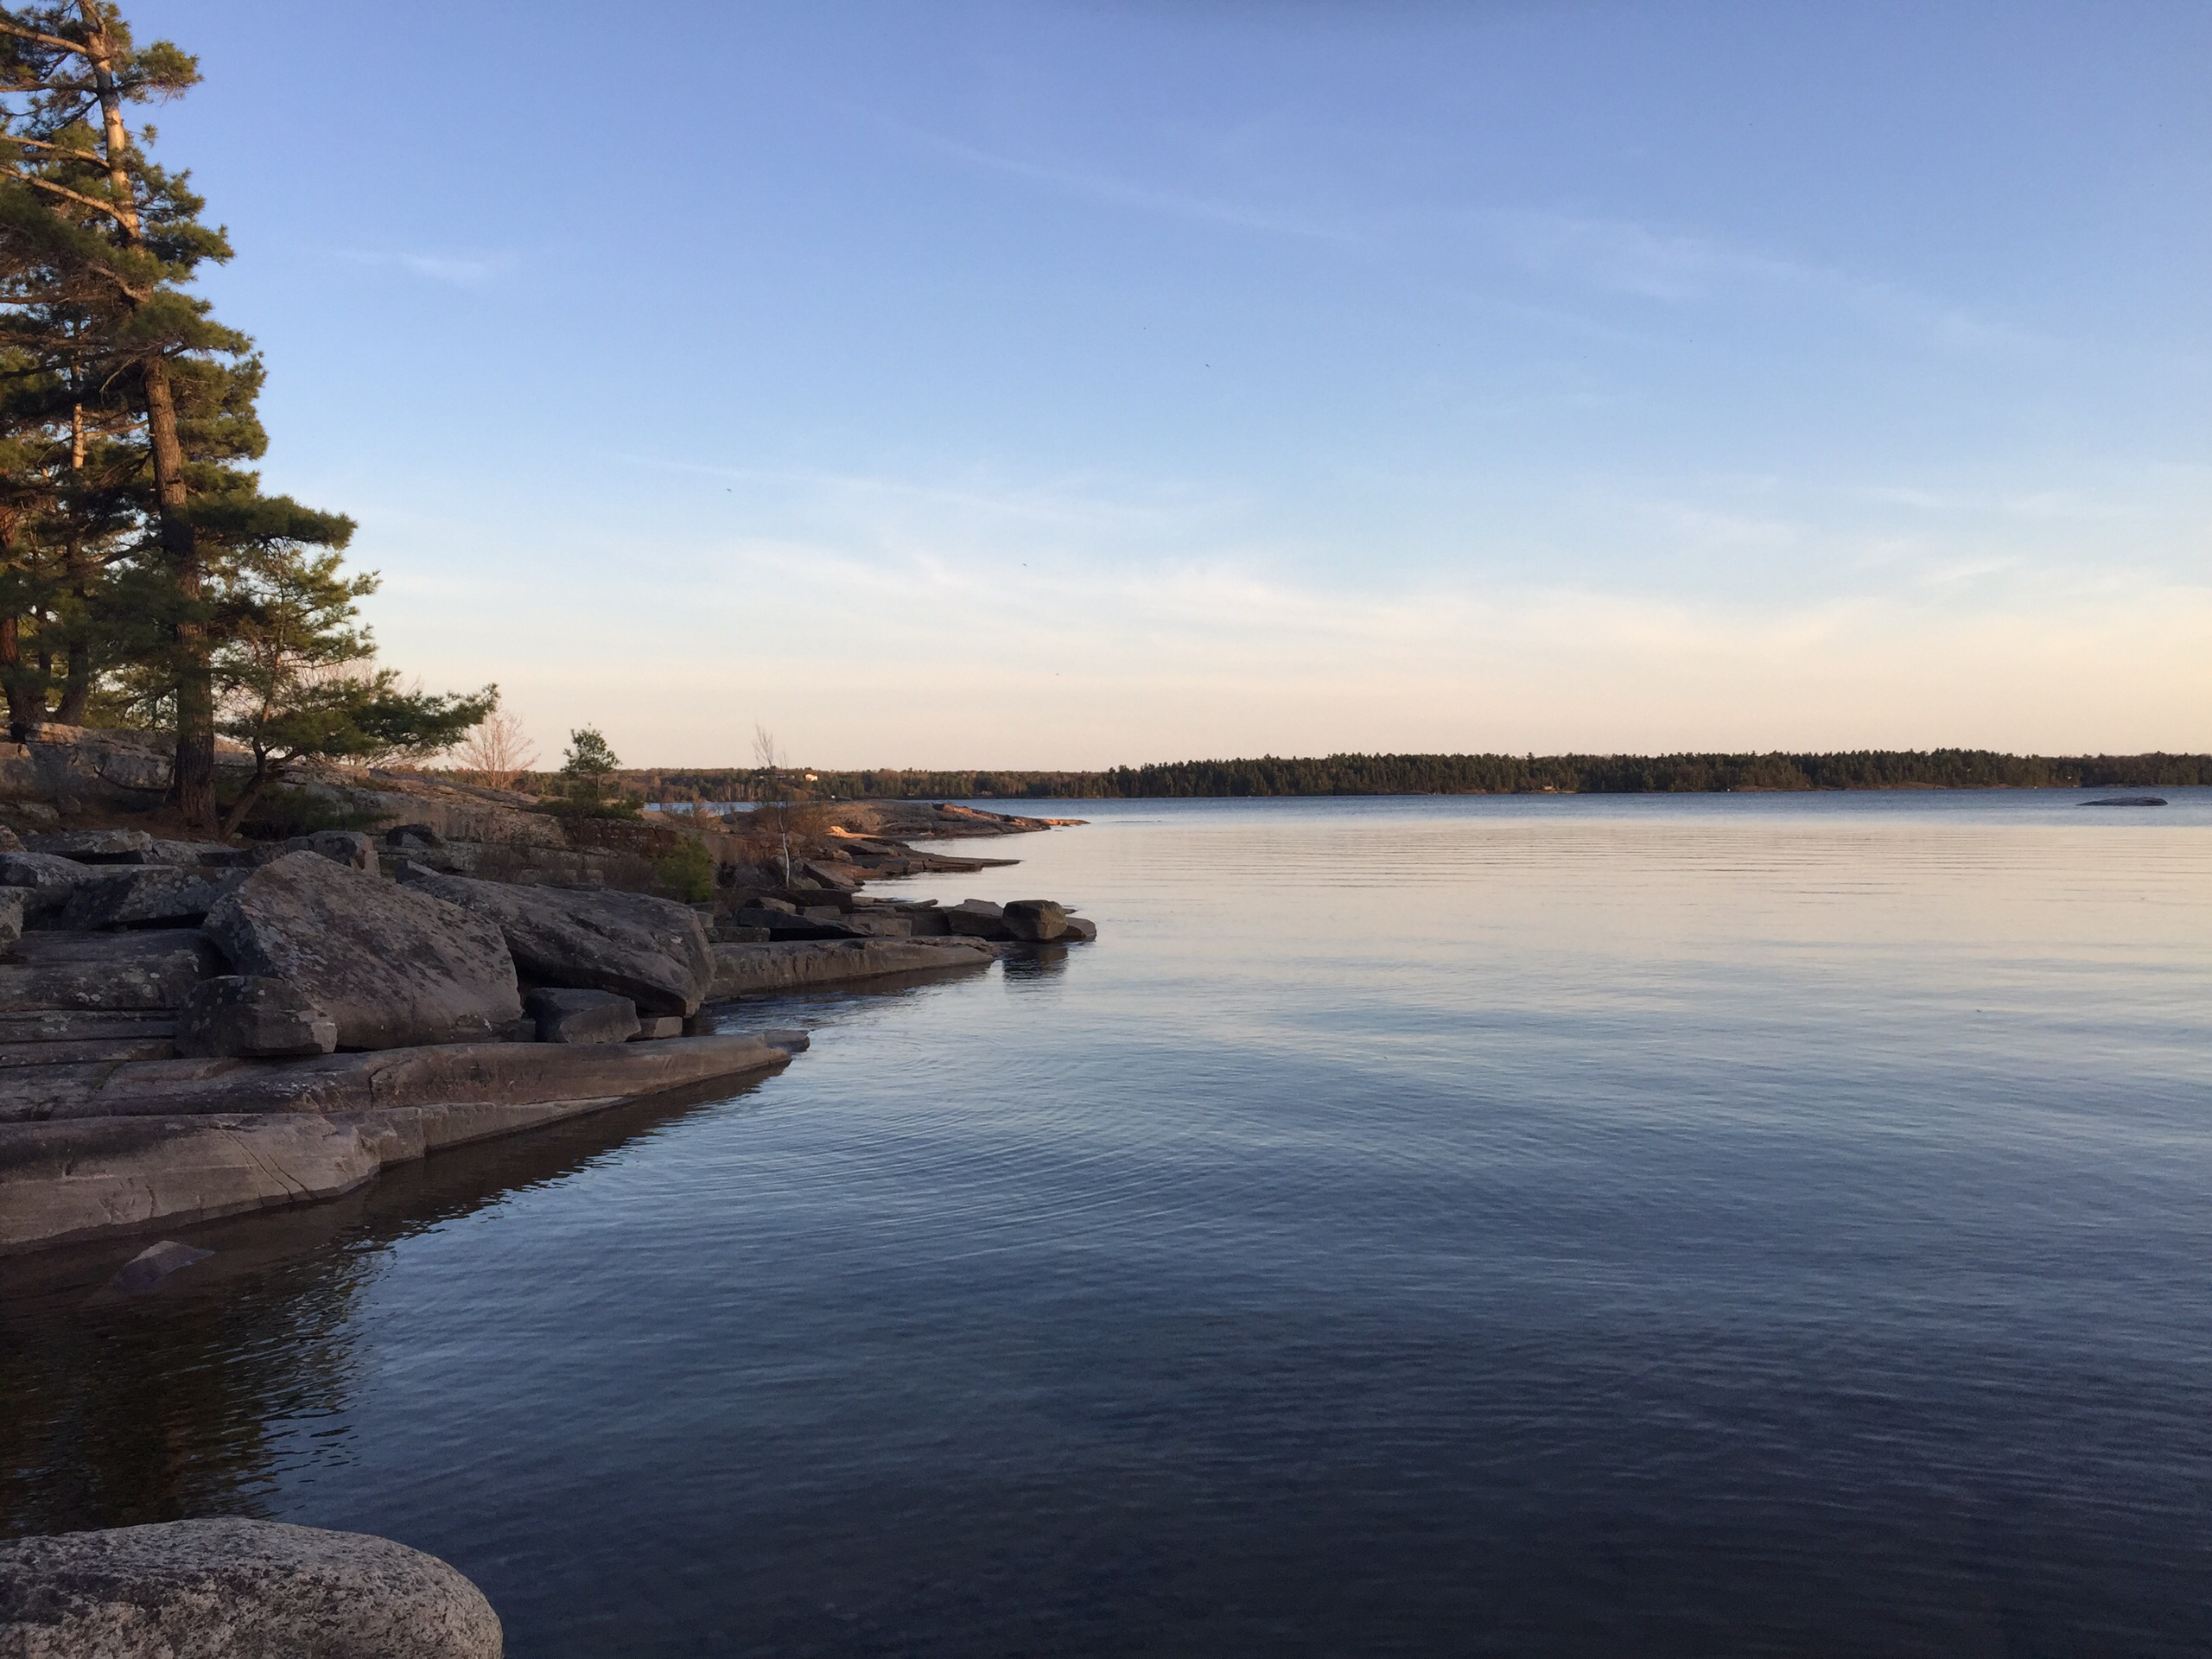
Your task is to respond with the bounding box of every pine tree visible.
[0,3,489,830]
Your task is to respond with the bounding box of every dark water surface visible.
[6,791,2212,1656]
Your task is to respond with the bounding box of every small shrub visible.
[652,839,716,903]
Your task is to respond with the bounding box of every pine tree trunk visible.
[0,615,34,741]
[79,4,213,827]
[144,357,212,826]
[55,403,92,725]
[0,513,36,741]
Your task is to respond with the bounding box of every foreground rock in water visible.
[397,866,714,1015]
[709,937,998,999]
[1001,899,1070,942]
[0,1516,501,1658]
[0,1035,791,1251]
[205,853,523,1049]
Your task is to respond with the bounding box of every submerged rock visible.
[109,1238,213,1294]
[205,853,522,1050]
[397,868,714,1016]
[0,1516,502,1657]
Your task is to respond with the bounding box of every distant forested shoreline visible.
[614,750,2212,803]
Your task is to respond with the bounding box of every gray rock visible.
[731,906,861,941]
[0,931,215,1014]
[759,1027,810,1052]
[385,822,447,849]
[0,850,103,915]
[632,1014,683,1040]
[709,938,998,999]
[0,821,20,852]
[0,1037,796,1250]
[944,899,1013,941]
[204,853,522,1050]
[147,837,250,867]
[110,1238,212,1294]
[177,976,339,1059]
[24,827,154,863]
[397,868,714,1016]
[0,1517,503,1657]
[0,887,22,950]
[0,1010,175,1045]
[60,866,247,931]
[281,830,379,874]
[524,987,640,1045]
[840,913,912,938]
[1001,899,1071,943]
[1058,915,1098,943]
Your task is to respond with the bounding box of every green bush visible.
[652,840,716,903]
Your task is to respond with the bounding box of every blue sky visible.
[132,1,2210,766]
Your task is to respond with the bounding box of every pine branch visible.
[0,18,86,56]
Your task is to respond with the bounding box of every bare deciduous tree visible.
[753,722,795,884]
[457,707,538,791]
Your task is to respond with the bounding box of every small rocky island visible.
[0,724,1094,1260]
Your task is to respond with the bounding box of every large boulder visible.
[176,976,339,1058]
[204,853,522,1050]
[0,1516,502,1657]
[396,868,714,1016]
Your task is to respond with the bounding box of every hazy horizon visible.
[136,1,2209,767]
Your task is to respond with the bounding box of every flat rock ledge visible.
[709,936,998,999]
[0,1516,500,1658]
[0,1035,789,1255]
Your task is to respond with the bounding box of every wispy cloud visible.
[337,249,515,287]
[1479,207,2050,355]
[865,111,1363,244]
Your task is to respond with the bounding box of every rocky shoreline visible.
[0,727,1096,1261]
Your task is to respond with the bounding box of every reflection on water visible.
[4,791,2211,1657]
[0,1079,770,1535]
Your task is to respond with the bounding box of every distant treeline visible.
[620,750,2212,802]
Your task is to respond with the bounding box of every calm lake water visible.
[5,791,2212,1656]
